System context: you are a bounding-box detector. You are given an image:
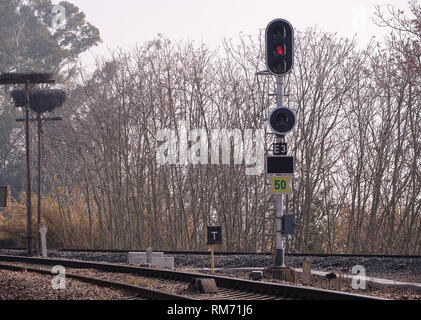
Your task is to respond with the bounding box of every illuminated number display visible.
[270,177,292,194]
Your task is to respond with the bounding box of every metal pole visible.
[274,76,284,268]
[276,76,283,107]
[274,192,284,267]
[0,73,57,257]
[24,81,33,256]
[37,113,42,255]
[211,244,215,273]
[15,115,62,254]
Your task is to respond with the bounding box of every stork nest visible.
[11,89,66,113]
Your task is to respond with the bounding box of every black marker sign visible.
[207,226,222,245]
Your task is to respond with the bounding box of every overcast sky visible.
[62,0,410,67]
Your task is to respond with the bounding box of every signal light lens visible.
[274,45,285,56]
[273,61,286,73]
[275,112,288,126]
[272,26,286,39]
[268,106,297,135]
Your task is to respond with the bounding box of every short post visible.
[146,246,152,264]
[325,272,337,290]
[302,258,312,285]
[40,223,48,258]
[338,270,343,291]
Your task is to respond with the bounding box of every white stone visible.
[128,252,174,269]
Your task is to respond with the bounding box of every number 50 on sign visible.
[270,177,292,194]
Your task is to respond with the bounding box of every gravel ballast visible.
[0,269,133,300]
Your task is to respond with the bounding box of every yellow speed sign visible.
[270,177,292,194]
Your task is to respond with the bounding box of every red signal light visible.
[266,19,294,75]
[274,44,285,55]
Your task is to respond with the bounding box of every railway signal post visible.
[263,19,297,281]
[207,226,222,273]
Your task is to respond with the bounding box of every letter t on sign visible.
[207,226,222,245]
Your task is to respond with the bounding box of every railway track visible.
[0,255,384,300]
[4,247,421,259]
[0,261,193,300]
